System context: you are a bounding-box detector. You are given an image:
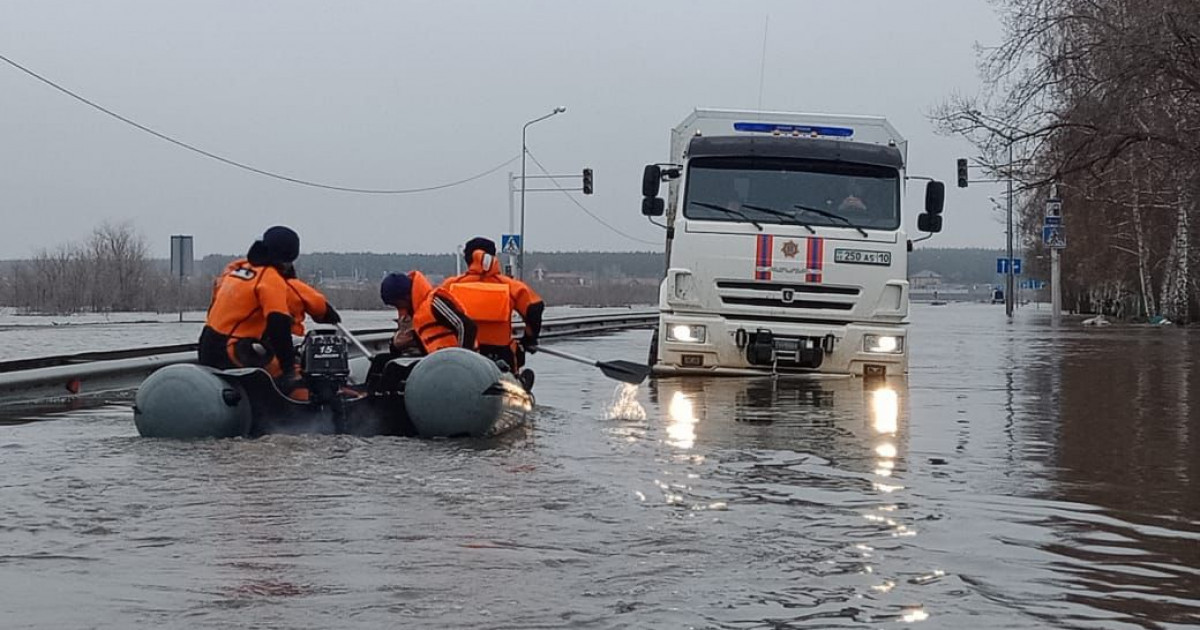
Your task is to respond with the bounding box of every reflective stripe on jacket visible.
[408,271,478,353]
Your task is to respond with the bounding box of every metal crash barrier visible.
[0,310,657,406]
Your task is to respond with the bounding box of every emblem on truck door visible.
[781,240,800,258]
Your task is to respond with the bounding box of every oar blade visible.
[598,360,651,385]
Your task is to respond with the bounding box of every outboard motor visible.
[300,329,350,406]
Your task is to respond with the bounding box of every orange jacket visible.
[285,277,332,336]
[441,251,544,347]
[397,271,477,354]
[201,258,295,376]
[206,258,290,340]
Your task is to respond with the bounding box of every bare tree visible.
[935,0,1200,321]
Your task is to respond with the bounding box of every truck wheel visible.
[648,329,659,366]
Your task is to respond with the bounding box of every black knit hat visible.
[380,272,413,305]
[262,226,300,264]
[463,236,496,263]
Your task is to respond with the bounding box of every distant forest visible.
[0,219,1003,313]
[200,250,667,283]
[272,247,1005,286]
[0,233,1006,314]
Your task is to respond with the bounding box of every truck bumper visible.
[653,313,908,377]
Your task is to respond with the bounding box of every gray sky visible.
[0,0,1003,259]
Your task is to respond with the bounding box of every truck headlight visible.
[863,334,903,354]
[666,324,707,344]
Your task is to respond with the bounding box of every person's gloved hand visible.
[315,303,341,325]
[521,336,538,354]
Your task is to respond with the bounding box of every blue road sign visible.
[997,258,1022,274]
[1043,226,1066,248]
[1044,216,1062,226]
[501,234,522,255]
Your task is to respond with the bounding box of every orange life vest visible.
[442,251,542,347]
[408,271,476,353]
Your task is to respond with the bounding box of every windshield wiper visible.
[793,204,869,237]
[689,201,763,231]
[741,203,816,234]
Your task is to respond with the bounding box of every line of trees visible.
[935,0,1200,321]
[1,224,1013,314]
[0,223,664,314]
[1,221,194,314]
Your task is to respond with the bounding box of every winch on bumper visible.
[653,315,907,377]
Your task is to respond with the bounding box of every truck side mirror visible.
[642,197,665,217]
[642,165,662,198]
[917,213,943,233]
[925,181,945,215]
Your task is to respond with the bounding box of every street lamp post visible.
[519,106,566,280]
[966,109,1021,320]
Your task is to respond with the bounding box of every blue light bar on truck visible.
[733,122,855,137]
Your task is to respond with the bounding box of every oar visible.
[336,323,375,360]
[535,346,651,385]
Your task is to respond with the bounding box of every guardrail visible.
[0,310,657,406]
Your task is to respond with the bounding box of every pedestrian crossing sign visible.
[501,234,521,255]
[1043,226,1066,248]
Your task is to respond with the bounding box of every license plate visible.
[834,248,891,266]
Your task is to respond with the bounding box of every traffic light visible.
[582,168,594,195]
[956,158,969,188]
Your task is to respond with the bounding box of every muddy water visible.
[0,304,1195,628]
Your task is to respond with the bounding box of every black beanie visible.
[262,226,300,264]
[463,236,496,263]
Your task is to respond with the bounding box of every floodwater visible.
[0,304,1196,629]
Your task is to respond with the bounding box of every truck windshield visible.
[683,157,901,231]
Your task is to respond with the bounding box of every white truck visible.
[641,109,945,378]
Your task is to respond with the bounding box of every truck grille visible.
[715,280,860,312]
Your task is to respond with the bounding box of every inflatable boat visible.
[133,330,533,439]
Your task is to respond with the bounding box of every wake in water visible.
[605,382,646,420]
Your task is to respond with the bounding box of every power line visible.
[524,150,658,247]
[0,51,519,194]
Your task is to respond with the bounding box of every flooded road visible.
[0,304,1196,628]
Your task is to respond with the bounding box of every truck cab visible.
[642,109,944,377]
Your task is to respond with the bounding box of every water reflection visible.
[648,377,908,466]
[640,375,933,625]
[666,391,697,449]
[871,387,900,479]
[1024,323,1200,625]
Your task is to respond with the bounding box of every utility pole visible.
[1046,184,1064,326]
[1005,140,1015,319]
[507,171,516,276]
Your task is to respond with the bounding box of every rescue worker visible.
[379,270,476,356]
[210,258,339,338]
[198,226,339,395]
[441,237,544,380]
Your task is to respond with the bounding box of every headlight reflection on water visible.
[871,387,899,435]
[667,391,697,449]
[870,386,900,478]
